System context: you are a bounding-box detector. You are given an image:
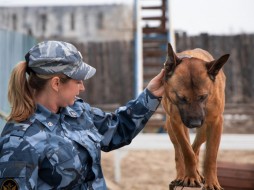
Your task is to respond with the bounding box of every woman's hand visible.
[146,69,165,97]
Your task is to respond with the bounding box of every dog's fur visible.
[162,43,230,190]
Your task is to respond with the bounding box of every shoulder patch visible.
[1,178,19,190]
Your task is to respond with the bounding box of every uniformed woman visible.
[0,41,164,190]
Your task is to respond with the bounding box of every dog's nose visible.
[188,119,203,128]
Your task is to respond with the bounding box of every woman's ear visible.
[51,76,60,92]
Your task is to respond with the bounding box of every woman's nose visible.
[79,81,85,91]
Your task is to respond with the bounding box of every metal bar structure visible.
[166,0,175,49]
[134,0,144,98]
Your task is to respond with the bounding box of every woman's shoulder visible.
[1,120,33,138]
[0,120,41,162]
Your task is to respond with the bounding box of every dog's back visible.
[177,48,214,62]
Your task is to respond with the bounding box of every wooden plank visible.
[143,37,167,43]
[169,184,202,190]
[144,61,164,67]
[143,50,166,57]
[218,170,254,179]
[143,27,167,34]
[142,16,167,21]
[217,161,254,171]
[141,6,164,10]
[217,161,254,189]
[218,177,254,189]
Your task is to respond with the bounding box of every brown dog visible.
[162,43,230,190]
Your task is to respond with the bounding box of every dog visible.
[162,43,229,190]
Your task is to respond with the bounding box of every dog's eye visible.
[198,94,208,102]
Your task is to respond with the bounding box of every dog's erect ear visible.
[206,54,230,81]
[164,43,181,80]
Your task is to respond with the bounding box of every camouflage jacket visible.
[0,89,160,190]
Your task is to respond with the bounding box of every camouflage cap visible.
[25,41,96,80]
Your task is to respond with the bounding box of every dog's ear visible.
[164,43,181,80]
[206,54,230,81]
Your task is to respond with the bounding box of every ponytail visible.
[8,61,35,122]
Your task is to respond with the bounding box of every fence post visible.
[114,149,128,183]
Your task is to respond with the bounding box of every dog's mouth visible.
[186,124,202,129]
[183,119,204,129]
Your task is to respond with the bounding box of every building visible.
[0,4,134,42]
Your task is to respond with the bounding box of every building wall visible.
[0,5,134,42]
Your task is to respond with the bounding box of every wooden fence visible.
[1,33,253,129]
[69,33,254,106]
[73,41,134,105]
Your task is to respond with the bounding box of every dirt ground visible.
[101,150,254,190]
[101,125,254,190]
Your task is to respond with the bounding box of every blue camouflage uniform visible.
[0,89,160,190]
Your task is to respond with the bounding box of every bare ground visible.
[101,123,254,190]
[102,149,254,190]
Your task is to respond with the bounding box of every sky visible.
[0,0,253,35]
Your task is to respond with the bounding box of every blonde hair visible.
[7,61,71,122]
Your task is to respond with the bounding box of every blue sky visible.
[0,0,253,35]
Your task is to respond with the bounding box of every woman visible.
[0,41,164,190]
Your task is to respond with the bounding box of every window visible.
[41,14,47,32]
[71,13,75,30]
[12,14,17,30]
[97,12,104,29]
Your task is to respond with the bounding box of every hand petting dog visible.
[147,69,165,97]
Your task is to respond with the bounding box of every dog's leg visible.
[203,116,223,190]
[170,118,203,187]
[192,126,206,183]
[166,116,185,185]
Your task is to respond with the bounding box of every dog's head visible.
[164,43,230,128]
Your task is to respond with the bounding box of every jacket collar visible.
[33,104,60,131]
[32,99,84,131]
[60,98,84,118]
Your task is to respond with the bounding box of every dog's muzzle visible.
[185,118,204,129]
